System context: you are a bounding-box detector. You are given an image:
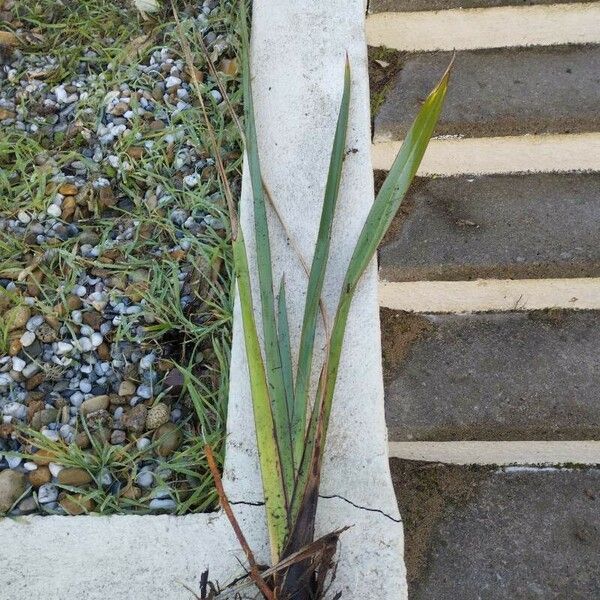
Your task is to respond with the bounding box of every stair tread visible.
[378,173,600,282]
[392,459,600,599]
[382,309,600,441]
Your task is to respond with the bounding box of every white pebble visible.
[17,210,31,224]
[47,204,62,218]
[38,483,58,504]
[80,325,94,337]
[91,332,103,347]
[56,341,74,355]
[20,331,36,347]
[11,357,26,372]
[165,76,181,89]
[74,285,87,297]
[6,456,21,469]
[78,337,93,352]
[79,380,92,393]
[48,462,64,478]
[23,461,38,472]
[26,315,44,332]
[136,437,151,451]
[136,384,152,399]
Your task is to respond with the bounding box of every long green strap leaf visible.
[240,2,294,498]
[292,59,351,470]
[291,65,451,527]
[277,278,295,435]
[233,231,288,562]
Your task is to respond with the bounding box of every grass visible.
[0,0,243,515]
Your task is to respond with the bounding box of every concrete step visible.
[378,173,600,282]
[381,309,600,441]
[391,460,600,599]
[374,44,600,142]
[369,0,595,12]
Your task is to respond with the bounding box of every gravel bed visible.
[0,0,240,516]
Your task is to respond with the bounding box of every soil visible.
[390,459,491,591]
[379,308,433,384]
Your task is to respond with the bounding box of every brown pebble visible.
[8,333,22,356]
[58,468,93,486]
[59,493,95,515]
[61,196,76,221]
[111,101,128,116]
[58,183,78,196]
[6,305,31,332]
[26,372,45,391]
[81,395,110,416]
[126,146,144,160]
[122,404,148,434]
[74,432,91,449]
[120,485,142,500]
[96,342,111,361]
[118,380,137,396]
[110,429,126,445]
[153,423,183,457]
[98,186,116,208]
[82,311,103,329]
[35,322,57,343]
[28,466,51,488]
[31,449,56,465]
[149,119,165,131]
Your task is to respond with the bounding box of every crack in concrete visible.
[229,499,265,507]
[319,493,402,523]
[229,496,401,523]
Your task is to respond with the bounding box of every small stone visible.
[136,384,152,399]
[20,331,36,347]
[61,196,76,221]
[81,395,110,416]
[17,210,31,224]
[26,372,45,391]
[6,305,31,332]
[47,204,62,218]
[153,422,183,457]
[35,322,57,343]
[17,496,38,515]
[38,408,59,426]
[26,314,44,332]
[74,432,91,449]
[97,343,111,361]
[48,463,64,478]
[165,76,182,89]
[78,337,93,352]
[111,102,128,116]
[146,403,170,430]
[136,437,151,452]
[56,341,74,355]
[11,356,26,372]
[58,183,78,196]
[122,404,147,433]
[28,466,51,488]
[118,380,137,396]
[59,493,95,515]
[136,470,154,488]
[31,449,56,466]
[0,470,26,513]
[120,485,142,500]
[58,468,93,486]
[38,483,58,504]
[149,498,176,512]
[110,429,126,445]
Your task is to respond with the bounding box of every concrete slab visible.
[378,173,600,282]
[374,45,600,140]
[381,309,600,441]
[391,460,600,599]
[0,1,406,599]
[369,0,594,12]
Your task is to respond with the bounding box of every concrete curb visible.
[0,2,405,598]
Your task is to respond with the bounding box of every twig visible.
[204,444,275,600]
